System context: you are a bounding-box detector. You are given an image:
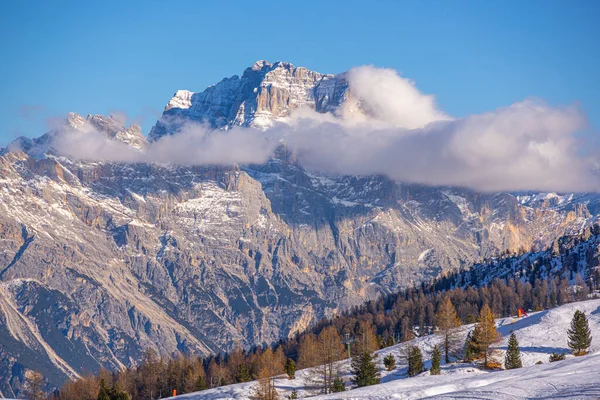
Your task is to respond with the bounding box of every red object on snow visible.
[518,308,528,318]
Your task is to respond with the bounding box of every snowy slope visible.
[169,299,600,400]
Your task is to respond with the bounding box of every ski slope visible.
[169,299,600,400]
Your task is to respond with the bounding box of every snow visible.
[166,299,600,400]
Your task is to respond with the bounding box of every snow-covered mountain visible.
[1,61,600,395]
[165,298,600,400]
[148,60,349,140]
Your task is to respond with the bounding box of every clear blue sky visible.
[1,0,598,145]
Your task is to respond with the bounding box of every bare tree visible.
[311,326,345,394]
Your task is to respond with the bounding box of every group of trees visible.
[34,255,595,400]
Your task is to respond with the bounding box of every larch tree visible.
[436,296,462,363]
[254,348,283,400]
[568,310,592,356]
[312,326,346,394]
[471,304,501,368]
[297,333,318,369]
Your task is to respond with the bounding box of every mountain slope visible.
[1,61,600,394]
[168,298,600,400]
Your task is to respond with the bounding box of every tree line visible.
[29,270,594,400]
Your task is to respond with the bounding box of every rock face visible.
[0,61,599,395]
[148,60,349,140]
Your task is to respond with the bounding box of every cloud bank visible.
[44,65,596,192]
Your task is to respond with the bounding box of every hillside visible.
[169,299,600,399]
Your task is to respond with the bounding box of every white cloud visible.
[44,66,597,192]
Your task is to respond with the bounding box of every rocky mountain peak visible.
[148,60,348,141]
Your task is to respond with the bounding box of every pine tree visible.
[236,363,252,383]
[407,346,424,377]
[567,310,592,356]
[436,296,462,363]
[463,331,475,362]
[471,304,501,368]
[383,354,396,371]
[284,358,296,379]
[332,377,345,392]
[288,389,298,399]
[504,333,523,369]
[549,352,566,362]
[97,379,111,400]
[351,352,380,387]
[195,374,208,391]
[430,345,441,375]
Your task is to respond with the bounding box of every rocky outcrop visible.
[148,60,349,140]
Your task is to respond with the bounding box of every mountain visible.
[0,60,599,396]
[148,60,350,140]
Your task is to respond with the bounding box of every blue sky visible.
[0,0,598,145]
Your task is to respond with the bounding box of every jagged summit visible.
[8,112,147,155]
[148,60,348,141]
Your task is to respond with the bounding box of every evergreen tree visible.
[463,331,475,362]
[97,379,111,400]
[549,352,565,362]
[471,304,501,368]
[436,296,462,362]
[430,345,441,375]
[288,389,298,399]
[567,310,592,356]
[383,354,396,371]
[236,363,252,383]
[504,333,522,369]
[332,377,346,392]
[284,358,296,380]
[351,352,380,387]
[407,346,424,377]
[195,374,208,391]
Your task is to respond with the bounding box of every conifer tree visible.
[288,389,298,399]
[235,363,252,383]
[567,310,592,356]
[97,379,111,400]
[436,296,462,362]
[549,352,565,362]
[351,351,380,387]
[284,358,296,380]
[195,374,208,391]
[332,377,346,392]
[407,346,424,377]
[463,331,475,362]
[504,333,523,369]
[471,304,501,367]
[383,354,396,371]
[430,345,441,375]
